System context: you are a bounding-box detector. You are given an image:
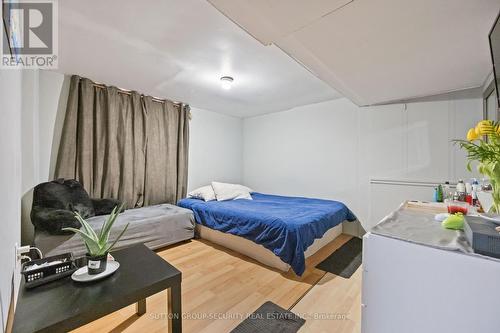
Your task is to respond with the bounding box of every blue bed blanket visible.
[178,193,357,276]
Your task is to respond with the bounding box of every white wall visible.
[39,72,70,182]
[243,94,483,230]
[0,70,23,331]
[243,97,361,214]
[359,96,482,229]
[188,107,243,191]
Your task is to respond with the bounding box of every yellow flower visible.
[475,120,495,136]
[467,128,479,141]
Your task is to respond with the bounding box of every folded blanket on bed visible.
[178,192,357,275]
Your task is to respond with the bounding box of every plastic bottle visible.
[471,179,480,206]
[443,181,452,201]
[456,180,466,201]
[465,182,473,204]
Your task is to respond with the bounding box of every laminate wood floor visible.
[73,234,361,333]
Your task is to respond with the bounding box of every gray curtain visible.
[55,75,190,208]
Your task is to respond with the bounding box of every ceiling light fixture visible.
[220,76,234,90]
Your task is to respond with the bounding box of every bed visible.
[178,192,357,275]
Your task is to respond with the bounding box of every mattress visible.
[34,204,195,258]
[178,192,357,275]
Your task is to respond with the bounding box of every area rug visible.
[316,237,362,278]
[230,301,305,333]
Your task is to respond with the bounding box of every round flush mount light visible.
[220,76,234,90]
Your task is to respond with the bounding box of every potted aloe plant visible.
[456,120,500,213]
[63,205,129,274]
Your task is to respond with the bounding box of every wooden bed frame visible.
[196,223,344,272]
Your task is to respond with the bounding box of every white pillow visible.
[211,182,253,201]
[187,185,216,201]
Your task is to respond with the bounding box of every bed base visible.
[196,223,343,272]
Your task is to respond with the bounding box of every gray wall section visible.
[343,221,366,238]
[0,70,23,331]
[20,71,70,245]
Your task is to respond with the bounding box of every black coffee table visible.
[12,243,182,333]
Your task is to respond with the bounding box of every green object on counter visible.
[442,213,465,230]
[436,184,443,202]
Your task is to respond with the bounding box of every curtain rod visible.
[90,82,182,105]
[77,77,183,106]
[76,77,192,120]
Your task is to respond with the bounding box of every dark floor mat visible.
[230,301,305,333]
[316,237,362,278]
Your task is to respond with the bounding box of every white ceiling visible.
[209,0,500,106]
[56,0,340,117]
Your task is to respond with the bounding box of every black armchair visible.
[31,179,122,234]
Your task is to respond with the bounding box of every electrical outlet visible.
[15,243,31,268]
